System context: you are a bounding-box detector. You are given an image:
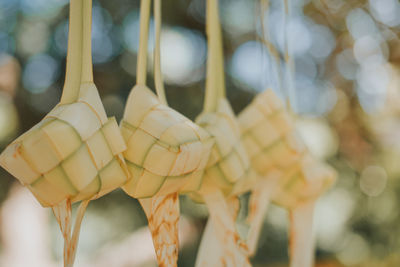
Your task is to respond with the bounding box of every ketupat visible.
[121,86,212,198]
[198,0,337,265]
[241,92,334,205]
[191,0,255,208]
[120,0,213,266]
[193,99,254,197]
[0,1,129,266]
[121,86,212,197]
[198,90,336,267]
[192,0,256,266]
[239,89,336,266]
[238,0,337,264]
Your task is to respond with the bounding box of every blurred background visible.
[0,0,399,266]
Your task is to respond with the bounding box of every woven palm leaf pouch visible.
[120,1,213,266]
[0,1,129,266]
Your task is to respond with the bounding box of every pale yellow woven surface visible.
[193,99,255,198]
[0,87,129,207]
[121,85,213,198]
[239,89,336,207]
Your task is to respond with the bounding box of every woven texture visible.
[0,85,129,207]
[194,99,254,197]
[121,85,213,198]
[239,89,335,207]
[272,155,335,207]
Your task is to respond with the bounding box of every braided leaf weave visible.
[0,85,130,207]
[192,99,255,199]
[121,85,214,198]
[239,90,335,207]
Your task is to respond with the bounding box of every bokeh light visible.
[0,0,399,266]
[158,27,206,85]
[22,53,59,94]
[230,41,269,92]
[360,165,387,197]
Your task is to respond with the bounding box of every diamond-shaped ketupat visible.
[0,1,129,266]
[0,83,129,208]
[193,99,255,198]
[120,0,213,200]
[120,1,214,266]
[121,85,213,199]
[192,96,256,267]
[196,0,337,264]
[237,88,337,267]
[238,89,335,208]
[234,1,337,262]
[193,1,256,267]
[200,89,337,267]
